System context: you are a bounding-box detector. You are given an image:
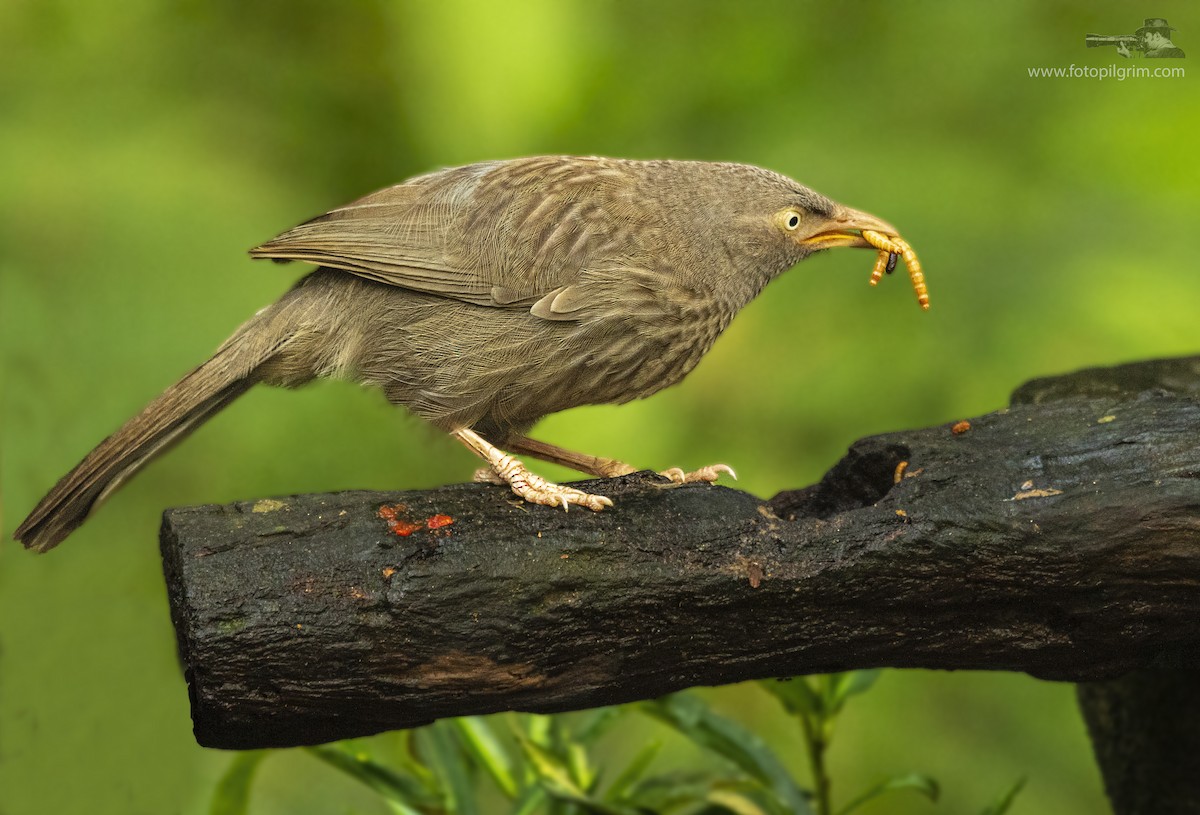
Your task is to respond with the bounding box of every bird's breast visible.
[495,292,739,427]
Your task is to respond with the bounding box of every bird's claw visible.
[505,469,613,512]
[457,428,614,512]
[473,467,506,484]
[658,463,737,484]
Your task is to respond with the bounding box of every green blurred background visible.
[2,1,1197,813]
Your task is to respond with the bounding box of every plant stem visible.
[799,713,832,815]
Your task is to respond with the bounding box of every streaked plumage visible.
[16,156,917,551]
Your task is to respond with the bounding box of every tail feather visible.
[14,316,293,552]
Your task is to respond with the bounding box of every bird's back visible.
[253,157,769,437]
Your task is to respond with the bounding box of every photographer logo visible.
[1086,17,1185,59]
[1028,16,1185,79]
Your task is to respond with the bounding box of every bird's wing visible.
[249,156,672,316]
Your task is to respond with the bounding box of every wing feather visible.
[249,156,674,319]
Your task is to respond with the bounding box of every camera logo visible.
[1086,18,1185,59]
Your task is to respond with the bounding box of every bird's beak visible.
[800,205,900,249]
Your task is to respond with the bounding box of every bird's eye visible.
[782,210,802,231]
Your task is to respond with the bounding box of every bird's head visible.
[705,163,925,308]
[722,166,899,265]
[775,201,900,259]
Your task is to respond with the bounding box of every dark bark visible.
[1021,356,1200,815]
[1078,666,1200,815]
[161,357,1200,810]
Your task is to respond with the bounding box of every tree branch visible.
[1077,666,1200,815]
[161,357,1200,756]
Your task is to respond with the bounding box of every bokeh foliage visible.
[1,2,1196,813]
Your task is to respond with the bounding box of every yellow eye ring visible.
[781,210,802,231]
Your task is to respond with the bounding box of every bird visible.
[14,156,927,552]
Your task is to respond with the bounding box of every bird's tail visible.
[14,305,298,553]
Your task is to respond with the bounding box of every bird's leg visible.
[507,435,737,485]
[505,435,637,478]
[453,428,613,511]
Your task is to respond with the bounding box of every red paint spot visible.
[379,504,453,537]
[377,503,406,522]
[427,514,454,530]
[378,503,421,536]
[391,519,423,536]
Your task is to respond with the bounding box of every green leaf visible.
[624,770,737,811]
[603,740,661,804]
[423,722,480,815]
[829,671,883,710]
[630,773,783,814]
[835,773,939,815]
[305,745,436,813]
[383,802,428,815]
[817,674,840,715]
[525,713,553,746]
[760,678,823,717]
[392,731,439,791]
[515,733,638,815]
[451,717,519,798]
[510,786,549,815]
[573,707,623,743]
[642,694,812,815]
[209,750,269,815]
[980,777,1026,815]
[568,741,596,792]
[516,733,587,799]
[704,786,775,815]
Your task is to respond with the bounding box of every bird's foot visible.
[658,463,737,484]
[472,467,506,484]
[456,428,613,511]
[501,464,614,512]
